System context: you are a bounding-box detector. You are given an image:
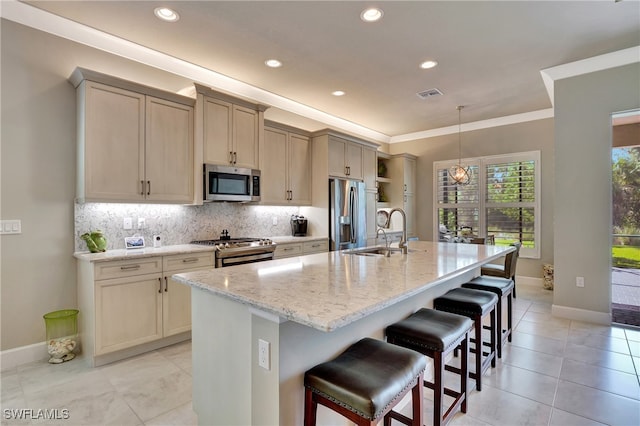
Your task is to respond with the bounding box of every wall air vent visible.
[416,88,443,100]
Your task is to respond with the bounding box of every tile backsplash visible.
[75,202,301,252]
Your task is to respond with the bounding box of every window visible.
[434,151,540,258]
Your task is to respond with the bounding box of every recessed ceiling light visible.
[360,8,383,22]
[332,90,346,97]
[264,59,282,68]
[154,7,180,22]
[420,60,438,70]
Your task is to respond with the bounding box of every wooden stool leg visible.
[433,351,444,426]
[412,373,424,426]
[304,388,317,426]
[496,296,503,358]
[461,333,469,413]
[507,292,513,342]
[474,316,482,391]
[490,308,496,368]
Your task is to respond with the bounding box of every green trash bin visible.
[43,309,79,364]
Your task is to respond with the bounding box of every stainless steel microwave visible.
[204,164,261,202]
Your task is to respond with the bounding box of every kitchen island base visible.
[190,269,476,425]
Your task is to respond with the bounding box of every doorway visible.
[611,110,640,327]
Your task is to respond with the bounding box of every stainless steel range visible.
[190,236,276,268]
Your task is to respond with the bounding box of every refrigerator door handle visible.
[349,186,356,243]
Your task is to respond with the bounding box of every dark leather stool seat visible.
[304,337,426,426]
[386,309,473,426]
[463,275,514,358]
[434,288,498,391]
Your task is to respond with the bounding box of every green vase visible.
[81,230,107,253]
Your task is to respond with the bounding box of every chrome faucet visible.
[387,208,408,254]
[376,227,391,257]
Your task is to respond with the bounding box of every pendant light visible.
[449,105,471,185]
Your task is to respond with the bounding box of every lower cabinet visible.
[274,239,329,259]
[78,251,214,366]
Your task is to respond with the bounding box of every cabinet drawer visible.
[163,253,214,272]
[94,257,162,280]
[274,243,303,258]
[303,240,329,254]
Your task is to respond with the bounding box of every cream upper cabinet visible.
[262,123,311,205]
[197,84,268,171]
[328,136,363,179]
[70,68,195,204]
[363,147,377,190]
[387,153,417,237]
[145,97,194,203]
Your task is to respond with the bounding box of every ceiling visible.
[19,1,640,141]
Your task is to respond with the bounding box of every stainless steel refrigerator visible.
[329,178,366,251]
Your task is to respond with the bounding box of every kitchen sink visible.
[343,246,403,256]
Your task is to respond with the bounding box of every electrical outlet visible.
[272,217,278,226]
[258,339,270,370]
[138,217,146,229]
[576,276,585,287]
[123,217,133,230]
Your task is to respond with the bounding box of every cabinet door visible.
[84,82,145,201]
[203,97,233,165]
[288,133,312,205]
[262,127,288,203]
[363,147,377,190]
[328,137,347,177]
[145,97,194,203]
[232,105,259,169]
[404,193,416,236]
[274,243,303,259]
[163,270,196,337]
[95,274,163,355]
[365,190,378,240]
[404,158,416,194]
[345,142,363,179]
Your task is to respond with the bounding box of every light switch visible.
[0,220,21,235]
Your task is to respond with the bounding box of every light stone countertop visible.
[174,240,514,332]
[269,235,328,244]
[74,244,215,262]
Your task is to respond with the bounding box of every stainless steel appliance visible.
[329,178,366,251]
[204,164,261,202]
[190,237,276,268]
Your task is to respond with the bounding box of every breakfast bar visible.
[174,240,514,425]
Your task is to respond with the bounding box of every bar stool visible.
[481,242,521,297]
[386,309,473,426]
[434,288,498,391]
[304,337,426,426]
[463,275,514,358]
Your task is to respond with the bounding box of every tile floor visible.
[1,284,639,426]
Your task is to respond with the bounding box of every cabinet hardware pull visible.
[283,247,293,251]
[312,244,320,248]
[158,278,162,294]
[229,151,233,164]
[164,277,168,292]
[140,180,145,196]
[404,184,407,192]
[234,152,238,164]
[182,258,198,263]
[147,180,151,196]
[120,265,141,270]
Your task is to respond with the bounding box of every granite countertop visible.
[74,244,215,262]
[174,241,513,332]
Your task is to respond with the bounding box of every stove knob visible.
[225,242,230,248]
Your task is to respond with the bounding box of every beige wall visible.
[389,119,555,278]
[0,20,194,351]
[553,63,640,315]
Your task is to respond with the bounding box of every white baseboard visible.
[552,304,611,325]
[517,275,543,288]
[1,341,49,371]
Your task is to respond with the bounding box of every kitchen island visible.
[173,240,514,426]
